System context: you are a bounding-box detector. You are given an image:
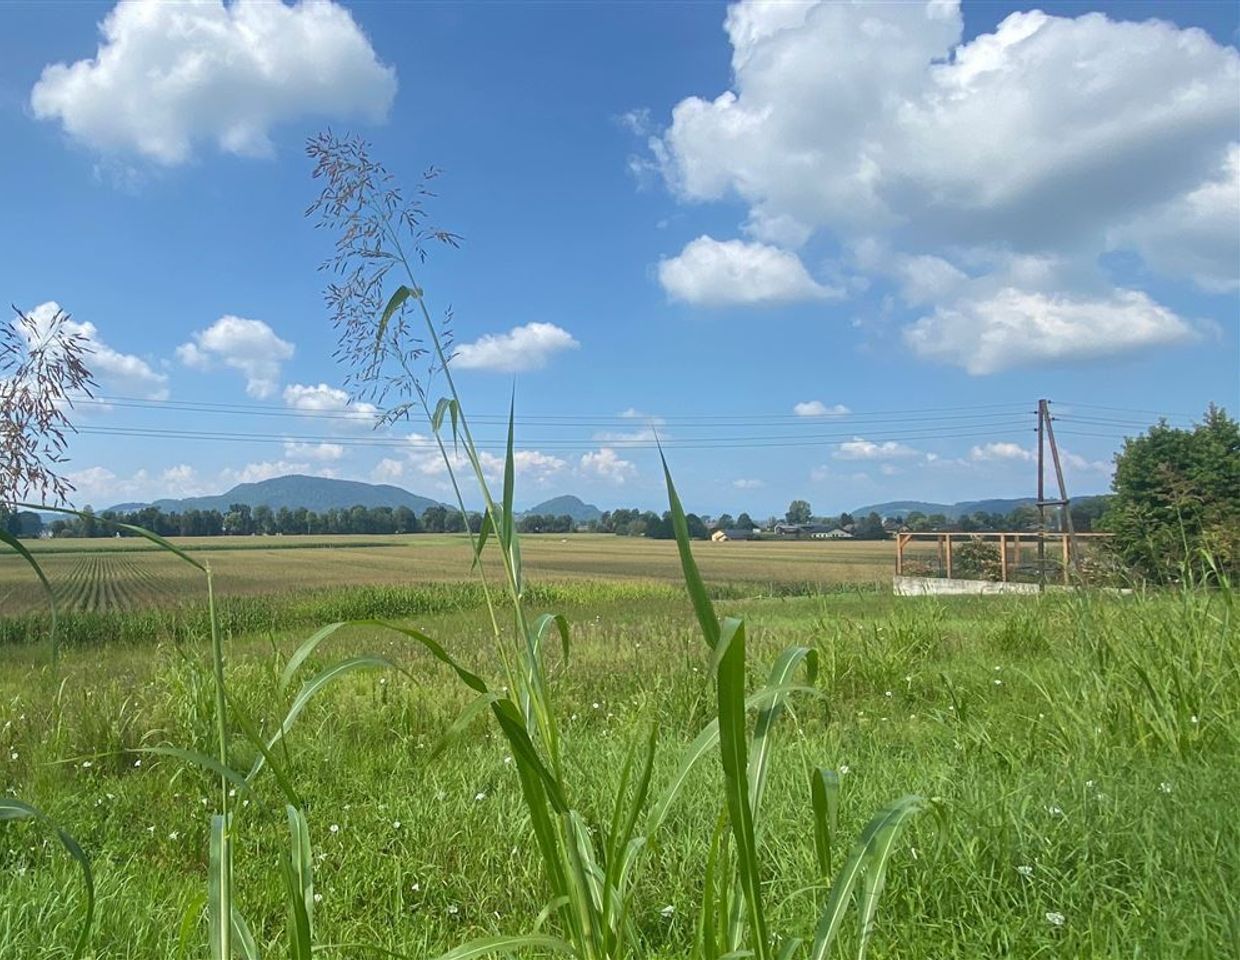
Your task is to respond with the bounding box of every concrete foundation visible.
[893,575,1045,596]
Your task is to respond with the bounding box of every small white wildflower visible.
[839,764,850,775]
[1159,781,1173,794]
[447,904,459,916]
[200,797,208,806]
[411,882,421,892]
[1047,805,1063,817]
[133,758,142,767]
[1016,865,1034,877]
[393,820,402,829]
[660,904,675,918]
[329,824,339,834]
[884,690,892,698]
[1085,780,1095,788]
[9,752,17,761]
[994,665,1002,672]
[592,702,600,710]
[1046,911,1065,927]
[168,831,180,841]
[228,788,236,798]
[314,893,323,904]
[475,792,487,802]
[147,825,155,833]
[379,677,387,686]
[503,755,512,765]
[81,760,92,769]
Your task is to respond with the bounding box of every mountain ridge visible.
[105,475,447,515]
[520,495,602,523]
[850,494,1110,520]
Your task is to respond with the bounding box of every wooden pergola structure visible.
[894,531,1112,585]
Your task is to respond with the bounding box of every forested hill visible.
[107,475,445,515]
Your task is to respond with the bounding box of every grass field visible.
[0,557,1236,957]
[0,535,899,616]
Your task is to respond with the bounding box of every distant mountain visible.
[850,497,1038,519]
[106,475,446,515]
[521,495,602,523]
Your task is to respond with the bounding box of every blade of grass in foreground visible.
[0,798,94,960]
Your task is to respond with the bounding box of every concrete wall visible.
[893,575,1045,596]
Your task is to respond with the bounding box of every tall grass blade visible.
[134,746,255,800]
[428,934,577,959]
[251,655,401,781]
[810,769,840,879]
[750,646,818,815]
[376,285,414,352]
[715,617,769,959]
[209,814,232,960]
[855,796,925,959]
[282,805,315,960]
[808,795,925,960]
[660,452,719,649]
[0,798,94,959]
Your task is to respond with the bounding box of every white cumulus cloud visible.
[970,442,1034,462]
[371,458,405,483]
[793,400,850,418]
[177,316,294,398]
[579,448,637,484]
[282,441,345,462]
[659,236,840,305]
[834,438,921,461]
[22,301,168,400]
[282,383,378,423]
[31,0,396,165]
[453,322,579,373]
[732,478,764,490]
[650,0,1238,363]
[904,287,1196,375]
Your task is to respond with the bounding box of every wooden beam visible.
[945,533,953,580]
[999,533,1008,582]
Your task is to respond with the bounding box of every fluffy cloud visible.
[453,323,579,373]
[370,458,405,483]
[579,448,637,484]
[282,441,345,462]
[31,0,396,165]
[904,287,1195,375]
[401,434,566,487]
[23,301,168,400]
[177,316,294,398]
[834,438,920,460]
[659,236,840,305]
[219,460,334,486]
[970,442,1034,462]
[732,478,764,490]
[282,383,378,423]
[1108,145,1240,293]
[793,400,850,418]
[650,1,1238,365]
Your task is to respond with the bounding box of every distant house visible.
[774,523,803,536]
[812,528,853,540]
[713,528,757,542]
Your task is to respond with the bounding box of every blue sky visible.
[3,0,1237,517]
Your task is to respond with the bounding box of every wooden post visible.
[999,533,1008,582]
[896,533,904,575]
[1037,399,1047,592]
[1043,403,1082,581]
[1062,535,1070,585]
[945,533,953,580]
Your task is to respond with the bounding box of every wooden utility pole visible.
[1037,399,1046,589]
[1043,401,1080,580]
[1035,399,1079,588]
